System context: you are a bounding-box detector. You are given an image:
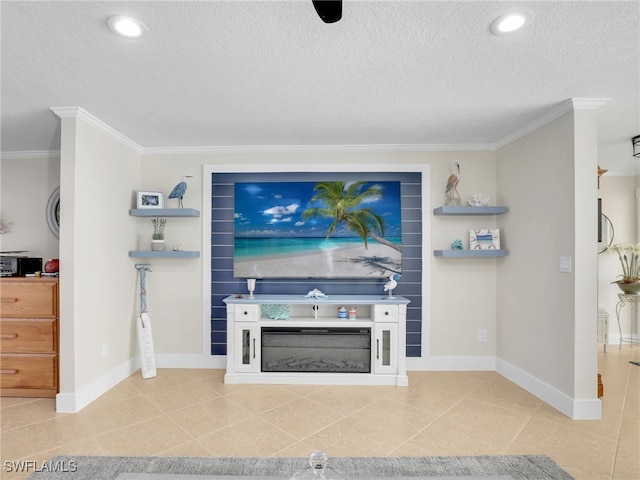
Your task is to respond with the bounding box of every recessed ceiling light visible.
[490,11,533,36]
[107,15,147,39]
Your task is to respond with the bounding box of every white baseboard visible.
[155,353,225,369]
[55,354,225,413]
[56,358,138,413]
[496,358,602,420]
[407,355,496,371]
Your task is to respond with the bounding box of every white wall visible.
[0,155,60,260]
[139,150,502,370]
[56,114,141,412]
[496,108,600,418]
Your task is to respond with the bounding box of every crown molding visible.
[495,98,611,150]
[0,150,60,160]
[141,143,496,155]
[49,106,144,154]
[1,99,617,158]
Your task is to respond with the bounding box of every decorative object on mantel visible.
[169,175,193,208]
[247,278,256,298]
[610,243,640,294]
[444,161,461,206]
[305,288,327,298]
[384,273,400,299]
[151,218,166,251]
[468,193,490,207]
[450,239,463,250]
[261,303,290,320]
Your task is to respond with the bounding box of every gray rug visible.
[27,455,574,480]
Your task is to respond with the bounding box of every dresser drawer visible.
[233,304,260,322]
[373,304,399,322]
[0,354,56,389]
[0,281,58,318]
[0,319,56,353]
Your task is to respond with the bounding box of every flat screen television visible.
[233,180,402,279]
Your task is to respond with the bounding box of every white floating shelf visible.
[130,208,200,217]
[433,206,508,215]
[129,251,200,258]
[433,250,508,258]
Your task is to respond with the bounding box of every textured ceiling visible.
[1,1,639,173]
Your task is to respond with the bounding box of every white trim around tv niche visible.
[201,162,432,363]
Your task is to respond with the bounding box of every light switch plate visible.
[560,256,572,273]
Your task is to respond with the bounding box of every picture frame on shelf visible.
[470,228,500,250]
[137,191,164,209]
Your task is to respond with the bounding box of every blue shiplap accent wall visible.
[210,172,423,357]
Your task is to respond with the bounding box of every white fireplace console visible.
[223,294,410,386]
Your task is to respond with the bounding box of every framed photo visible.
[470,228,500,250]
[137,191,164,209]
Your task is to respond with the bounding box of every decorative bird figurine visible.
[384,274,400,299]
[445,161,461,206]
[169,175,193,208]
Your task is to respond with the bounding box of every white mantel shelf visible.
[224,294,410,305]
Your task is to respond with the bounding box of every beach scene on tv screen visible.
[234,180,402,278]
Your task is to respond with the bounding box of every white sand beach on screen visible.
[235,242,401,278]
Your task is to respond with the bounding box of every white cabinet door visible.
[373,323,398,374]
[234,323,260,372]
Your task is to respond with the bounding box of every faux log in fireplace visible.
[261,327,371,373]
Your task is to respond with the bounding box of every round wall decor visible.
[46,186,60,239]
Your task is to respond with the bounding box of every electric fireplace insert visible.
[261,327,371,373]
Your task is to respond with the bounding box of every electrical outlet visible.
[102,343,109,359]
[478,330,488,343]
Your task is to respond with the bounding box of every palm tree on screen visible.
[301,181,401,252]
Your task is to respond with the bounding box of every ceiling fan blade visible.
[312,0,342,24]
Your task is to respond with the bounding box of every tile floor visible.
[1,346,638,480]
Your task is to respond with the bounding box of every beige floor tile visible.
[506,416,618,479]
[304,385,395,415]
[144,378,222,414]
[349,398,437,439]
[438,397,533,439]
[612,441,640,480]
[197,416,298,457]
[258,397,346,440]
[384,381,465,416]
[223,384,302,414]
[94,415,193,456]
[169,395,252,437]
[0,398,68,431]
[302,416,407,457]
[394,416,513,456]
[157,439,212,457]
[0,348,635,480]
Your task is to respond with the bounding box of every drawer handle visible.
[384,311,389,316]
[1,333,18,339]
[0,369,18,375]
[1,297,18,304]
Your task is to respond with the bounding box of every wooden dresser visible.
[1,277,59,397]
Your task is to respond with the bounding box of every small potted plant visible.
[151,218,166,251]
[610,243,640,294]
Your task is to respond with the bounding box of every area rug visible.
[27,455,574,480]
